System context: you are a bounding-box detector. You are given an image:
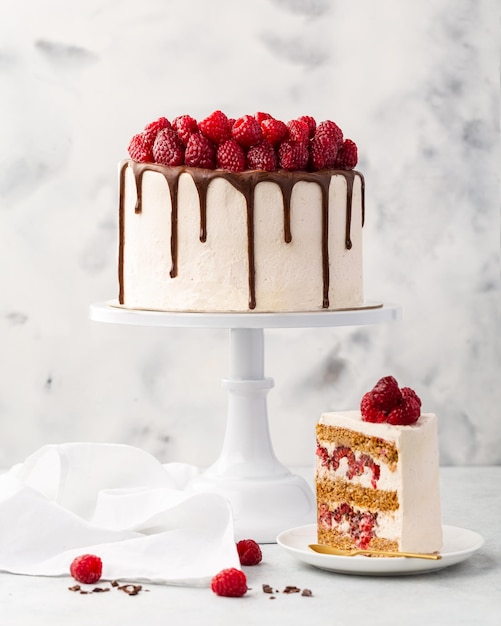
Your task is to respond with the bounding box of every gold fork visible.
[308,543,441,560]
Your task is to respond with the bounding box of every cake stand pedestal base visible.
[186,328,315,542]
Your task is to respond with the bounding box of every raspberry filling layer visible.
[316,443,381,488]
[318,502,377,550]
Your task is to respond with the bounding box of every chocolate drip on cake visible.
[119,160,364,309]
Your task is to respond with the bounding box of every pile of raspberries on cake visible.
[128,111,358,173]
[360,376,422,426]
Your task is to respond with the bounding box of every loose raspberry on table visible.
[185,132,216,169]
[152,128,185,166]
[236,539,263,566]
[278,140,309,171]
[232,115,263,147]
[211,568,248,597]
[371,376,402,412]
[246,140,277,171]
[217,139,246,172]
[172,114,198,145]
[335,138,358,170]
[70,554,103,585]
[261,117,288,146]
[199,110,232,144]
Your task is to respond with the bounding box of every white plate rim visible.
[276,524,484,576]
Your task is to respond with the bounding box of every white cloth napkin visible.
[0,443,239,586]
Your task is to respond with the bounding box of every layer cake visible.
[118,111,365,313]
[315,377,442,553]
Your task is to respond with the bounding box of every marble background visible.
[0,0,499,469]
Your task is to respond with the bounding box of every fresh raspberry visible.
[216,139,246,172]
[371,376,402,412]
[210,568,247,597]
[128,133,152,162]
[335,139,358,170]
[261,117,288,146]
[232,115,262,147]
[172,115,198,145]
[278,140,309,171]
[387,401,419,426]
[387,387,421,425]
[185,132,216,169]
[297,115,316,138]
[143,117,171,144]
[152,128,185,166]
[401,387,422,411]
[199,110,232,144]
[254,111,272,124]
[316,120,344,146]
[69,554,102,584]
[309,133,338,170]
[246,140,277,171]
[236,539,263,566]
[362,378,422,426]
[128,117,171,163]
[287,119,310,145]
[360,391,386,423]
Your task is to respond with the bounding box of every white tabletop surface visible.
[1,466,499,626]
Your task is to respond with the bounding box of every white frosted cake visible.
[316,377,442,553]
[118,111,365,313]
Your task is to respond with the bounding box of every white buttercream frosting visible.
[119,163,364,313]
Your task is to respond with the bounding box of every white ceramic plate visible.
[276,524,484,576]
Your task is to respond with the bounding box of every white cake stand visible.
[89,302,401,542]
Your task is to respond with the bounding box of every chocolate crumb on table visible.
[262,583,313,598]
[68,580,145,596]
[117,584,143,596]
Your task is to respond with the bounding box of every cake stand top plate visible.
[89,301,401,329]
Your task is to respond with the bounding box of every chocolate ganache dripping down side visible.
[118,160,365,310]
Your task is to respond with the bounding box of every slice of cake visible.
[315,377,442,553]
[118,111,365,313]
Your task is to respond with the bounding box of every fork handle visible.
[361,550,441,560]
